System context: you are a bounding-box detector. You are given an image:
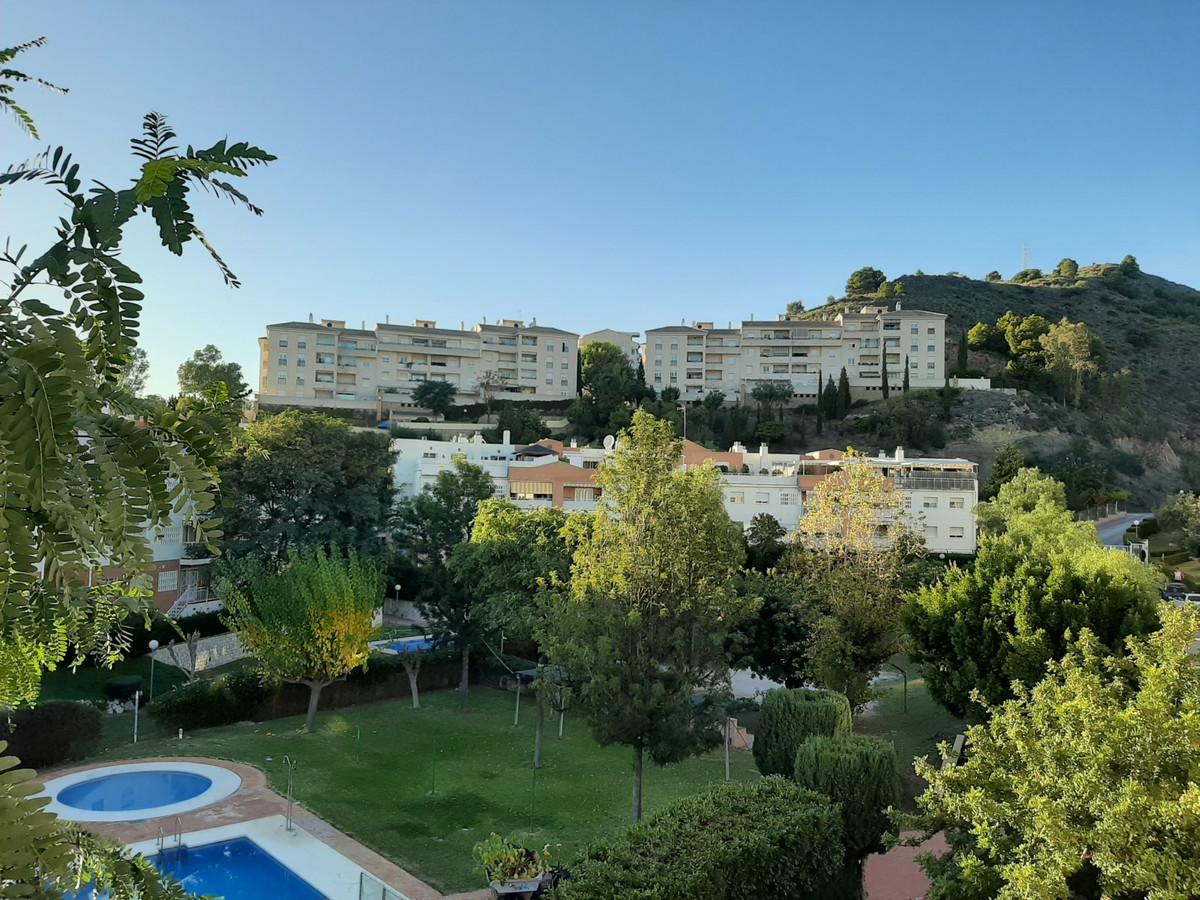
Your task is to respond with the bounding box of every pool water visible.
[156,838,327,900]
[57,771,212,812]
[387,637,435,653]
[69,837,327,900]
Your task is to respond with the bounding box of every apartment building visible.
[642,303,946,403]
[91,509,215,616]
[257,316,578,416]
[581,329,642,371]
[641,322,742,401]
[391,434,977,555]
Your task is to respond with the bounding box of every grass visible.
[373,624,427,641]
[88,687,759,893]
[854,656,965,808]
[38,654,189,705]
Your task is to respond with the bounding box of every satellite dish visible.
[603,434,615,450]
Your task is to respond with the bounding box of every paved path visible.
[1095,512,1153,547]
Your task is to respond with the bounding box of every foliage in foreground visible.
[907,470,1162,718]
[751,687,852,777]
[554,778,844,900]
[906,604,1200,900]
[0,702,101,769]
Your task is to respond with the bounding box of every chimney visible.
[570,438,578,448]
[460,320,465,331]
[308,313,314,323]
[895,300,903,311]
[532,316,537,326]
[759,443,769,457]
[361,319,365,330]
[385,314,390,324]
[895,446,905,461]
[502,429,511,445]
[750,313,755,321]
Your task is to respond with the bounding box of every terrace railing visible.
[359,872,408,900]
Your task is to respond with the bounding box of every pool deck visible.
[47,756,489,900]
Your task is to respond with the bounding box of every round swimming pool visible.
[42,762,242,823]
[58,770,212,812]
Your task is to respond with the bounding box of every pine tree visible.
[881,353,890,399]
[836,367,851,417]
[903,355,910,392]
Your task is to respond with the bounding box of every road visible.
[1095,512,1154,547]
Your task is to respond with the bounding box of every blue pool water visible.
[387,637,435,654]
[69,837,327,900]
[155,838,327,899]
[57,771,211,812]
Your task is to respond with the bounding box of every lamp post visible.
[148,639,160,702]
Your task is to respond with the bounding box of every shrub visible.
[752,688,851,777]
[794,735,900,857]
[150,668,269,731]
[0,702,102,768]
[555,778,844,900]
[103,675,143,701]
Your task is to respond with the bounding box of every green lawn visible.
[90,687,759,893]
[854,656,965,808]
[38,654,189,705]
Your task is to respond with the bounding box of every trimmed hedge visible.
[149,667,269,732]
[752,688,851,777]
[554,778,844,900]
[0,702,102,768]
[794,735,900,857]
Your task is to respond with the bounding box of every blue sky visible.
[6,1,1198,396]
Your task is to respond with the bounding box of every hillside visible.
[807,262,1200,506]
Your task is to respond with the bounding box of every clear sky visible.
[5,1,1198,396]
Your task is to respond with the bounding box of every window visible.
[157,570,179,593]
[670,342,678,350]
[279,338,289,347]
[296,376,305,386]
[910,360,918,369]
[317,335,335,346]
[297,340,306,349]
[297,357,307,367]
[924,526,938,538]
[276,374,286,385]
[316,353,335,365]
[546,360,553,368]
[670,358,678,366]
[560,377,568,386]
[382,355,391,362]
[545,342,554,350]
[755,492,770,505]
[950,526,965,538]
[669,373,678,382]
[728,491,745,504]
[277,355,287,366]
[780,493,794,505]
[362,360,371,369]
[949,497,965,509]
[927,327,936,334]
[655,359,662,367]
[562,342,569,353]
[654,373,662,383]
[511,481,553,500]
[910,344,918,352]
[654,342,663,350]
[910,325,918,334]
[546,377,553,385]
[927,344,935,352]
[922,496,938,508]
[927,362,936,369]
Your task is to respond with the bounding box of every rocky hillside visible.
[809,262,1200,505]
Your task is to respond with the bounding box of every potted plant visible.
[473,833,559,898]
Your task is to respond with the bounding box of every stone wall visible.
[152,631,248,673]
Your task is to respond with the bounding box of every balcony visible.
[894,475,976,492]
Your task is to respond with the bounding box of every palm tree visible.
[1,37,67,139]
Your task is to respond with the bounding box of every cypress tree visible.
[821,374,837,420]
[752,688,853,778]
[956,327,968,374]
[881,352,890,399]
[836,367,851,417]
[903,355,910,392]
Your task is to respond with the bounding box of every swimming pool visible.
[70,837,328,900]
[58,770,211,812]
[42,762,242,822]
[155,837,327,900]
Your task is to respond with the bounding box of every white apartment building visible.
[581,329,642,371]
[641,322,742,401]
[391,435,977,555]
[257,316,578,416]
[642,304,946,403]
